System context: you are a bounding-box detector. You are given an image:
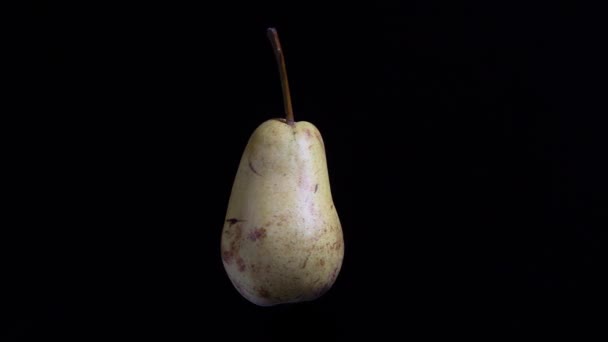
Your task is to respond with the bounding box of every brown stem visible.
[267,27,294,124]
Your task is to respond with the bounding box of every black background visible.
[8,1,606,340]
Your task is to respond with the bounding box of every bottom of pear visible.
[243,293,325,307]
[234,281,336,307]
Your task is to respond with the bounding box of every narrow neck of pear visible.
[267,28,294,125]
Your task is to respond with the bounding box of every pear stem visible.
[267,27,294,124]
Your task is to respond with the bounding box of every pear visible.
[220,28,344,306]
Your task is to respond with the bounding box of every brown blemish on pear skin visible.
[314,184,318,193]
[305,129,312,138]
[236,257,246,272]
[301,253,311,268]
[226,218,245,226]
[319,258,325,266]
[274,214,288,226]
[248,160,261,176]
[258,287,271,299]
[223,224,243,267]
[231,225,242,249]
[248,227,267,241]
[222,250,234,264]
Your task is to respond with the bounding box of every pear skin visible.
[221,118,343,306]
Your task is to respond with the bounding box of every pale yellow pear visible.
[220,28,344,306]
[221,118,344,306]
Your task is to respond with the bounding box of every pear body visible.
[221,119,344,306]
